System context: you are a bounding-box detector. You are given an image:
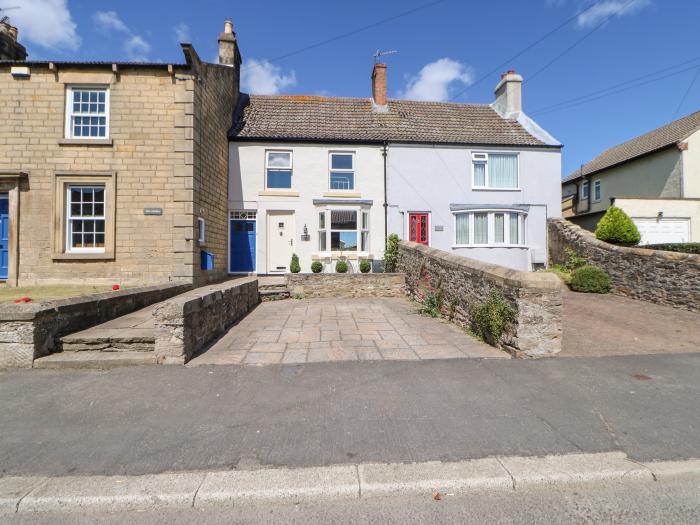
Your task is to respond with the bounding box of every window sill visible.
[52,252,114,261]
[258,190,299,197]
[322,192,361,198]
[58,138,114,147]
[313,252,369,260]
[472,187,521,192]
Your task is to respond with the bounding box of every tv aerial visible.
[0,5,20,24]
[374,49,398,63]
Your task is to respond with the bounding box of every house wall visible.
[229,142,385,274]
[682,128,700,198]
[614,197,700,242]
[386,144,562,272]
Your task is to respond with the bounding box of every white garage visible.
[633,217,690,245]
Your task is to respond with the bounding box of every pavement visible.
[189,297,503,366]
[2,353,699,477]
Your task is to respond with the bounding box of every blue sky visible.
[9,0,700,176]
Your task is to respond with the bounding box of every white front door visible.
[633,218,690,245]
[267,211,295,273]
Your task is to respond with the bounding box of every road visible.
[6,475,700,524]
[1,352,699,476]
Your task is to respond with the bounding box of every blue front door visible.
[0,196,8,280]
[230,219,256,273]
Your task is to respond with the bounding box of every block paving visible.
[188,297,506,366]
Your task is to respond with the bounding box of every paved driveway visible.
[562,289,700,357]
[189,298,505,366]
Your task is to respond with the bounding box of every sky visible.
[6,0,700,177]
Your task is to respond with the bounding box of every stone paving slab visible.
[189,298,505,366]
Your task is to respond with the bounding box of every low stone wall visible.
[0,282,192,368]
[286,273,406,298]
[398,241,562,358]
[548,218,700,311]
[152,277,258,364]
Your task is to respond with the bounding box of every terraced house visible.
[229,66,561,273]
[0,19,241,287]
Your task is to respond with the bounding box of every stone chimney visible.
[493,70,523,118]
[372,62,388,111]
[0,19,27,61]
[218,19,240,67]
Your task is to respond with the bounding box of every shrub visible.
[570,265,611,293]
[564,248,586,270]
[471,289,515,345]
[419,292,441,317]
[383,234,400,273]
[359,259,372,273]
[335,260,348,273]
[311,261,323,273]
[642,243,700,255]
[290,253,300,273]
[595,207,641,246]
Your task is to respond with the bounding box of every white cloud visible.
[241,59,297,95]
[400,58,474,102]
[93,11,128,33]
[124,35,151,62]
[10,0,80,51]
[174,22,190,43]
[577,0,650,27]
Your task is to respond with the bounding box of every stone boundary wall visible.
[286,273,406,298]
[153,278,258,364]
[548,218,700,311]
[398,241,562,358]
[0,283,191,368]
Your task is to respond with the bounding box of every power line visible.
[449,0,608,101]
[671,66,700,121]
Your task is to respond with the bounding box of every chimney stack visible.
[493,70,523,118]
[0,19,27,60]
[218,19,239,67]
[372,63,388,110]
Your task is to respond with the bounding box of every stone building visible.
[0,19,26,61]
[0,21,241,286]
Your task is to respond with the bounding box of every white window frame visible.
[64,85,110,140]
[471,152,520,191]
[328,151,355,191]
[452,210,526,248]
[581,181,590,200]
[65,185,107,254]
[197,217,206,243]
[317,206,370,255]
[593,180,601,202]
[265,150,293,190]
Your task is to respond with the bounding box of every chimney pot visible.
[223,19,233,34]
[372,63,388,110]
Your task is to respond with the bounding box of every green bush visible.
[290,253,301,273]
[419,292,441,317]
[643,243,700,255]
[311,261,323,273]
[570,265,611,293]
[359,259,372,273]
[471,289,515,345]
[564,248,587,270]
[595,207,641,246]
[335,260,348,273]
[383,234,400,273]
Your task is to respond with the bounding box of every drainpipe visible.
[382,140,388,248]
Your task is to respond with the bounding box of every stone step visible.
[33,351,157,370]
[60,328,155,352]
[259,288,291,301]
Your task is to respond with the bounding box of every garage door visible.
[633,218,690,245]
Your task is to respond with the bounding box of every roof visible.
[230,94,559,147]
[563,110,700,183]
[0,59,188,69]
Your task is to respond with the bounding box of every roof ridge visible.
[246,93,492,108]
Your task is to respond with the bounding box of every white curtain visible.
[474,213,488,244]
[494,213,505,243]
[509,213,519,244]
[473,162,486,186]
[456,214,469,244]
[489,154,518,188]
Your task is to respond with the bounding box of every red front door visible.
[409,213,429,245]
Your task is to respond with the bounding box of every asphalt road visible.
[7,476,700,524]
[1,353,699,476]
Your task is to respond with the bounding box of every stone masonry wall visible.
[152,277,258,364]
[398,241,562,358]
[548,218,700,311]
[286,273,406,298]
[0,282,191,368]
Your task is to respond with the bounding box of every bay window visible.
[317,208,370,253]
[453,210,525,247]
[472,152,519,189]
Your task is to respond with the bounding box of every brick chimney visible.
[218,19,240,67]
[0,19,27,61]
[493,70,523,118]
[372,63,388,111]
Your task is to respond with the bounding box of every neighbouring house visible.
[0,20,241,286]
[561,110,700,244]
[228,66,561,274]
[0,19,26,61]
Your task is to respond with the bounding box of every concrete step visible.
[33,351,157,370]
